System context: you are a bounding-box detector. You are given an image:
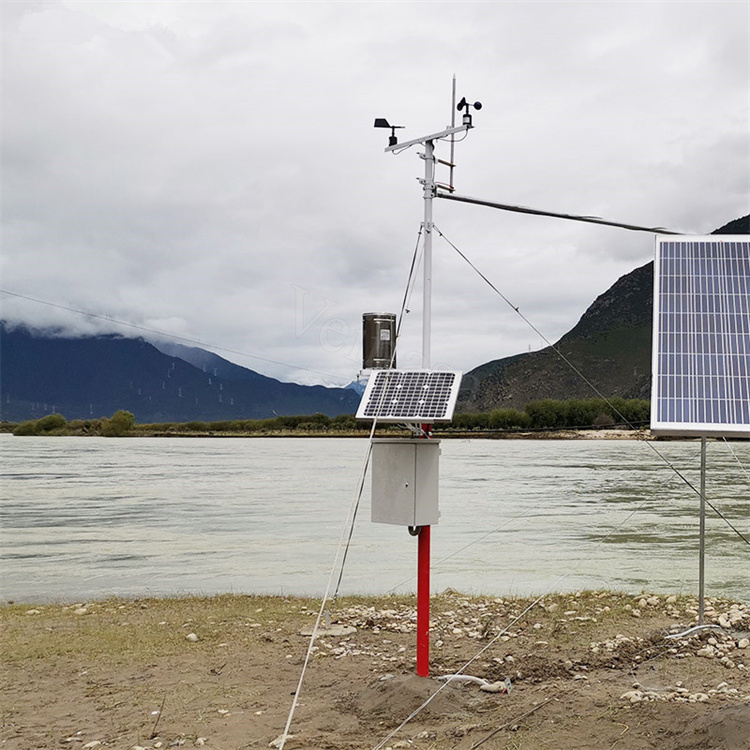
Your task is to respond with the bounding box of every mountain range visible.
[1,214,747,423]
[0,328,360,423]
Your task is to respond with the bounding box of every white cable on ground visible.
[665,624,722,640]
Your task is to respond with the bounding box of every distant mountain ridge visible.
[458,214,749,412]
[0,325,360,422]
[3,216,747,422]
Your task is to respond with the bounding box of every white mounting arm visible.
[385,124,469,153]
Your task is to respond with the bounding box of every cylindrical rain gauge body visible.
[363,312,396,369]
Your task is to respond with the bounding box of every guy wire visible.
[280,225,425,747]
[435,226,749,547]
[330,225,424,605]
[722,436,750,481]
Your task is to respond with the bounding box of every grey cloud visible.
[2,1,747,386]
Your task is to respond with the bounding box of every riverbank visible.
[3,591,749,749]
[135,428,652,439]
[0,423,680,439]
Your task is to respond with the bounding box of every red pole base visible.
[417,525,431,677]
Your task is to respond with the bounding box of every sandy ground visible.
[2,590,749,750]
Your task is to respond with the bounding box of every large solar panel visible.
[651,236,750,437]
[356,370,463,423]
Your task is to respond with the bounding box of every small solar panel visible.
[651,236,750,438]
[356,370,463,423]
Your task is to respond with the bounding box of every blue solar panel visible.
[651,237,750,437]
[356,370,462,423]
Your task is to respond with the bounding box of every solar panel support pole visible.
[699,437,707,625]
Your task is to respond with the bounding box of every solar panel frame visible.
[651,236,750,438]
[356,370,463,423]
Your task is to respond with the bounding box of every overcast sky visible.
[2,1,748,386]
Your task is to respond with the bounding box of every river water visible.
[0,435,747,603]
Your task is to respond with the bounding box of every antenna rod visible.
[449,75,456,191]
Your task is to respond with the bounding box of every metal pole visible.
[699,436,707,624]
[422,139,434,370]
[416,139,436,678]
[417,525,431,677]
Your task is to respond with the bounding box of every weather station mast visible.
[358,86,482,678]
[373,93,482,371]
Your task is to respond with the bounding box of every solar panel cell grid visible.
[356,370,462,422]
[651,237,750,437]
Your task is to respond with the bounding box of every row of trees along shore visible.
[4,398,651,437]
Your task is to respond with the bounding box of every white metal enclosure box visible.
[371,438,440,526]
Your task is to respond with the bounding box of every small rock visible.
[74,607,88,615]
[737,638,749,649]
[195,740,207,747]
[186,633,199,642]
[217,708,230,716]
[24,608,41,615]
[82,743,101,749]
[620,690,643,703]
[631,609,641,618]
